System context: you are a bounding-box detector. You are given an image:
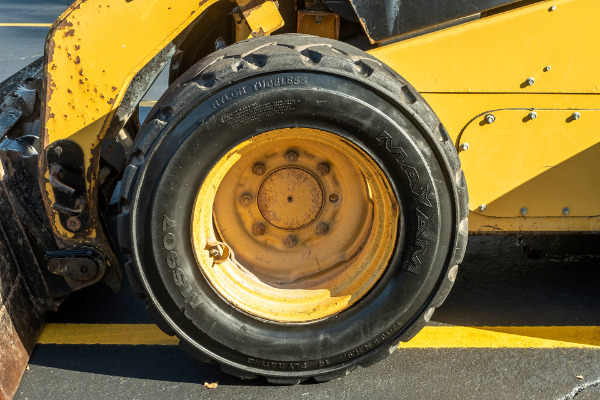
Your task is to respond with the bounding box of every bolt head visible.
[544,66,552,72]
[526,77,535,86]
[251,223,266,236]
[66,216,81,231]
[316,162,330,176]
[485,114,495,124]
[520,207,528,216]
[572,112,581,120]
[285,150,299,163]
[562,207,570,215]
[283,234,298,248]
[240,193,253,207]
[252,163,266,176]
[460,143,469,151]
[479,204,487,212]
[549,5,556,11]
[529,111,537,120]
[329,193,340,203]
[315,223,329,236]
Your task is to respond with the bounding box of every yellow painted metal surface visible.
[192,128,399,323]
[370,0,600,232]
[297,10,340,39]
[41,0,220,245]
[235,0,284,38]
[369,0,600,94]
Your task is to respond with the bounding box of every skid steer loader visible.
[0,0,598,396]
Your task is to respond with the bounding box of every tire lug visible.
[315,223,329,236]
[240,193,253,207]
[283,234,298,248]
[252,222,266,236]
[285,150,298,163]
[316,162,330,176]
[252,162,266,176]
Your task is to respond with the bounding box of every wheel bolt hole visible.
[329,193,340,203]
[287,196,293,203]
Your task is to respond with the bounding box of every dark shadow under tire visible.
[118,34,468,383]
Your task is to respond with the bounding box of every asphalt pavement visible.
[2,2,600,399]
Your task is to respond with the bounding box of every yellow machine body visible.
[40,0,599,265]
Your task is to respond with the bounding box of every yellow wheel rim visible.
[192,128,400,323]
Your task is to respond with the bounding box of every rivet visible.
[283,234,298,248]
[316,162,330,176]
[572,112,581,120]
[526,77,535,86]
[485,114,495,124]
[329,193,340,203]
[240,193,253,207]
[562,207,570,215]
[315,223,329,236]
[529,111,537,120]
[549,5,556,11]
[252,162,266,176]
[520,207,528,216]
[460,143,469,151]
[251,223,266,236]
[285,150,298,163]
[479,204,487,212]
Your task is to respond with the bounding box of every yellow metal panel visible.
[235,0,284,37]
[369,0,600,94]
[42,0,220,244]
[459,109,600,217]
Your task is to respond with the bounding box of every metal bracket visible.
[46,248,106,292]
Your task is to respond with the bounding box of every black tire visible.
[118,34,468,383]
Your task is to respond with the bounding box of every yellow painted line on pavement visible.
[38,324,600,348]
[0,23,52,27]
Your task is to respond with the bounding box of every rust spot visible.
[74,44,80,50]
[111,86,117,91]
[64,29,75,37]
[93,88,97,93]
[51,64,56,70]
[79,69,84,76]
[74,56,80,64]
[100,94,105,99]
[67,89,72,94]
[79,79,84,84]
[49,113,55,119]
[107,98,115,105]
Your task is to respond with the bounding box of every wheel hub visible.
[257,167,323,230]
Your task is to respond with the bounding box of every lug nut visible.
[283,234,298,248]
[252,162,266,176]
[285,150,298,163]
[240,193,253,207]
[251,222,266,236]
[485,114,495,124]
[329,193,340,203]
[316,162,330,176]
[315,223,329,236]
